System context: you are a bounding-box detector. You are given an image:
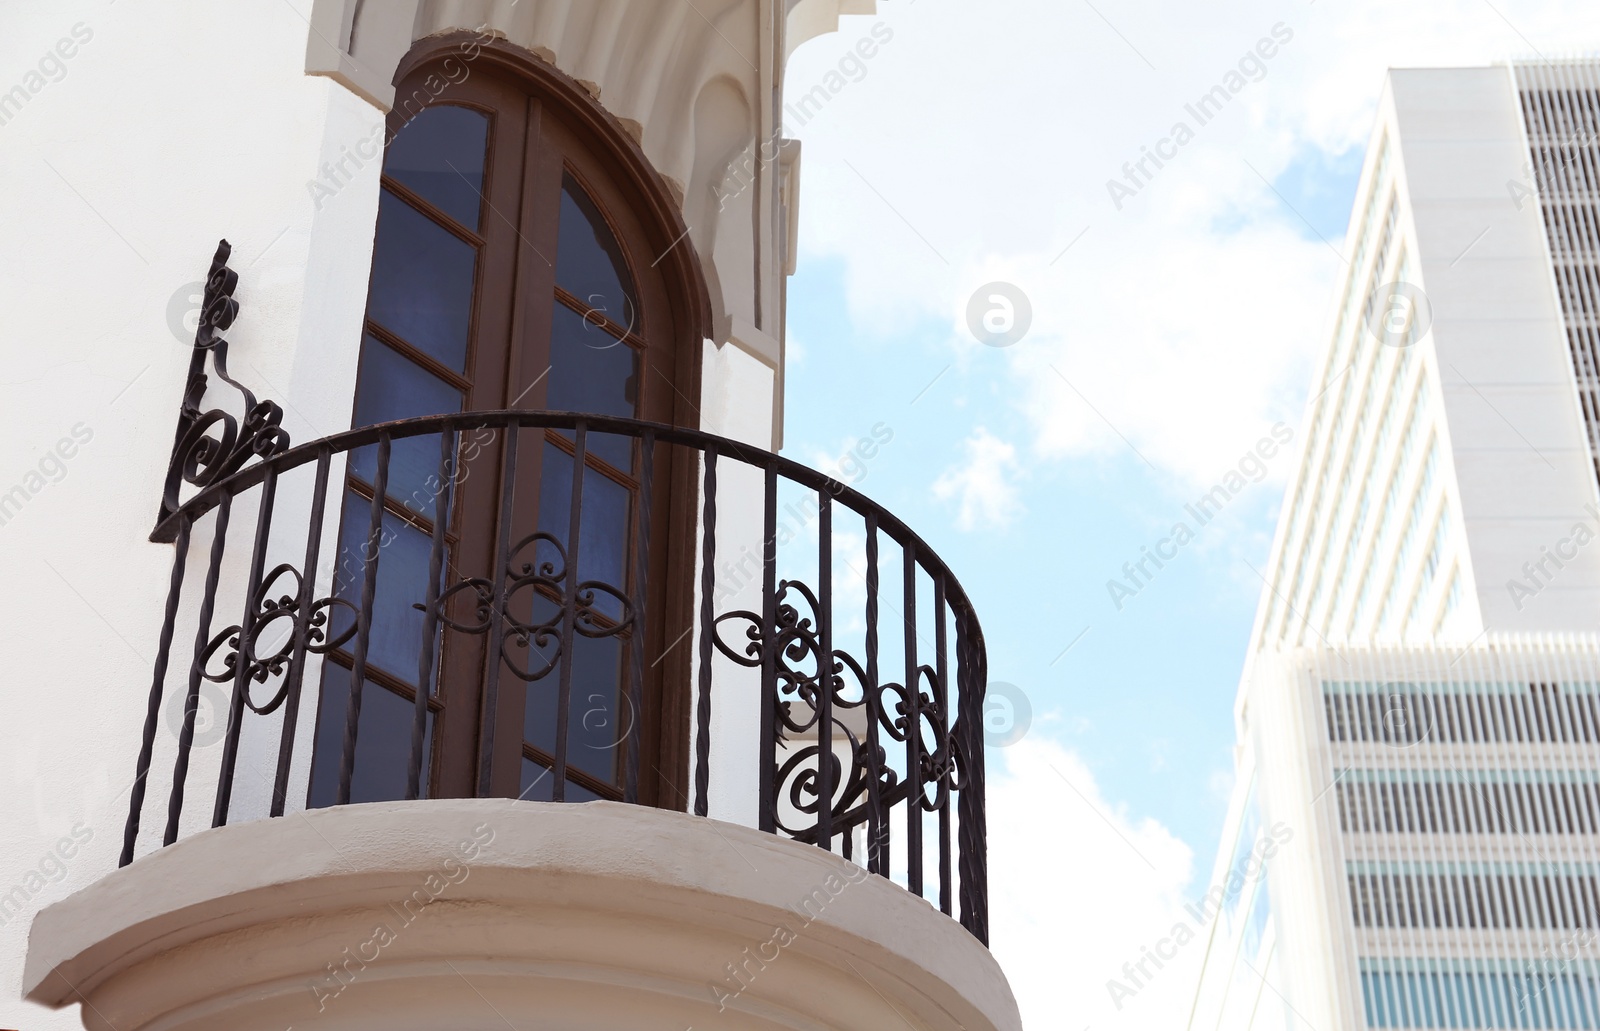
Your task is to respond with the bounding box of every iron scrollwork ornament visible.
[713,579,959,841]
[421,532,636,682]
[153,239,290,541]
[198,564,357,715]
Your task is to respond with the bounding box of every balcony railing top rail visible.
[126,410,989,942]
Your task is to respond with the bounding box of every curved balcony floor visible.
[25,799,1020,1031]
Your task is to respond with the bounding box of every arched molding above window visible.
[305,0,873,208]
[392,34,714,347]
[305,0,873,438]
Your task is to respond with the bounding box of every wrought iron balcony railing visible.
[124,410,990,942]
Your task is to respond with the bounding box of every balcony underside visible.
[26,799,1020,1031]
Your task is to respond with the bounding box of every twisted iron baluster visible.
[269,448,331,816]
[758,464,778,833]
[903,542,922,897]
[864,513,885,876]
[553,423,589,801]
[477,429,520,796]
[956,602,989,944]
[166,496,233,845]
[934,575,953,916]
[122,517,192,866]
[337,435,391,805]
[408,430,454,799]
[816,491,833,852]
[213,469,279,826]
[624,430,655,804]
[693,448,719,816]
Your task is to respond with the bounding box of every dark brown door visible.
[308,57,693,811]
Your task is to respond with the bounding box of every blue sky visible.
[782,249,1312,887]
[780,51,1367,892]
[777,0,1600,1025]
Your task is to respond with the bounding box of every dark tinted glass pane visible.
[308,662,433,808]
[536,443,631,620]
[349,336,462,518]
[384,105,488,231]
[329,491,440,687]
[519,759,601,802]
[547,304,637,469]
[556,174,638,333]
[368,189,476,371]
[522,634,624,786]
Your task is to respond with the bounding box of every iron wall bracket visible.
[152,239,291,542]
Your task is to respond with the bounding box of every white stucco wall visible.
[0,4,383,1025]
[0,2,879,1025]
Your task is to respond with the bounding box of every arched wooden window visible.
[306,40,706,810]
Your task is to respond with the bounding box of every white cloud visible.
[932,427,1023,530]
[988,738,1202,1029]
[783,0,1600,1020]
[787,0,1600,492]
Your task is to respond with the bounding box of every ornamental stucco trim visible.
[302,0,875,430]
[302,0,871,239]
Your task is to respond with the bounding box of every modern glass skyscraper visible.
[1187,61,1600,1030]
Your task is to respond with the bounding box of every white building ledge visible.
[24,799,1020,1031]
